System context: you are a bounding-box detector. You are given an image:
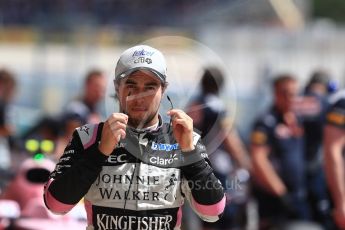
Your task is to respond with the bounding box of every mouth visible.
[131,107,148,112]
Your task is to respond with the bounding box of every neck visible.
[83,96,95,108]
[127,114,160,130]
[274,104,292,115]
[133,121,159,132]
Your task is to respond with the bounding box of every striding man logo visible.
[165,174,177,190]
[80,125,90,135]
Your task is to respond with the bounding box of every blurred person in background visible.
[0,158,55,214]
[53,112,86,161]
[0,156,87,230]
[20,69,106,160]
[301,70,335,228]
[63,69,106,125]
[323,89,345,229]
[250,74,312,230]
[0,69,17,170]
[19,69,106,163]
[52,69,106,160]
[186,67,251,230]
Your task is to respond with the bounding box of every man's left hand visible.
[167,109,194,152]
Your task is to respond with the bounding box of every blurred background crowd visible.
[0,0,345,229]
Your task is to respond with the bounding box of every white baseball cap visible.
[115,45,167,83]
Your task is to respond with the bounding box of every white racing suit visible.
[44,121,226,230]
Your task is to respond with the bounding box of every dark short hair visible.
[308,70,329,86]
[0,68,16,88]
[84,69,104,85]
[201,67,224,94]
[304,70,330,93]
[272,74,296,90]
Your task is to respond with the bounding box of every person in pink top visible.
[1,158,55,212]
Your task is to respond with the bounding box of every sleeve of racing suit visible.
[180,139,226,222]
[44,124,108,214]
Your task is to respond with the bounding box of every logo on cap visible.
[115,45,167,83]
[132,49,155,57]
[134,57,153,64]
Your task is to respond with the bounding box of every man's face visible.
[85,75,106,104]
[117,70,165,128]
[274,80,298,113]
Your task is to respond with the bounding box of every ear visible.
[113,80,120,100]
[162,82,169,94]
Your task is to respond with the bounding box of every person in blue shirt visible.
[187,67,251,230]
[302,70,334,229]
[324,90,345,229]
[63,69,107,125]
[250,74,311,229]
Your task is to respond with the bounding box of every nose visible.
[126,90,146,107]
[131,90,155,100]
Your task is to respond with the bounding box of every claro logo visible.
[151,142,179,151]
[149,155,178,165]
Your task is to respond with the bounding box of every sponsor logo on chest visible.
[107,154,128,164]
[151,142,179,151]
[149,154,179,166]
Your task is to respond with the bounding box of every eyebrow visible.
[124,79,160,87]
[124,79,136,84]
[145,82,160,87]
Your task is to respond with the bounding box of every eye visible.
[126,84,136,89]
[145,86,157,91]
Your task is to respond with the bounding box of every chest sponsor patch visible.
[96,214,173,230]
[151,142,179,151]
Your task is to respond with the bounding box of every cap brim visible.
[116,67,165,83]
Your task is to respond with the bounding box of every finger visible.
[115,130,127,143]
[106,119,127,131]
[110,115,128,124]
[117,129,126,140]
[108,119,128,129]
[112,128,126,142]
[105,121,126,137]
[108,112,128,119]
[168,110,191,122]
[172,118,193,131]
[109,121,127,132]
[172,114,192,123]
[167,109,184,117]
[108,113,128,123]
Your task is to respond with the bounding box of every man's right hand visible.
[98,113,128,156]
